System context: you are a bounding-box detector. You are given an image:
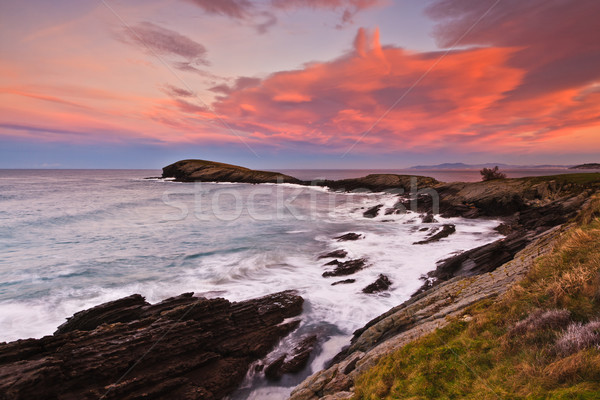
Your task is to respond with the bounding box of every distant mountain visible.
[409,163,571,170]
[570,163,600,170]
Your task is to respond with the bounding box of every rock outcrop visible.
[362,275,392,294]
[162,159,302,184]
[0,291,304,400]
[316,174,440,193]
[413,224,456,245]
[570,163,600,170]
[322,259,367,277]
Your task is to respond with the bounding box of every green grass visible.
[353,197,600,400]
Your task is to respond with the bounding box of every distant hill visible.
[409,163,570,170]
[570,163,600,170]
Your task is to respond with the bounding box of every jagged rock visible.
[413,224,456,245]
[331,279,356,286]
[362,275,392,294]
[323,259,367,277]
[318,250,348,259]
[335,233,363,241]
[324,260,341,266]
[0,291,304,400]
[264,335,318,380]
[363,205,383,218]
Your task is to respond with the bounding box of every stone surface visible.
[335,233,363,241]
[413,224,456,245]
[318,250,348,259]
[0,291,304,400]
[363,204,383,218]
[362,275,392,294]
[331,279,356,286]
[265,335,318,380]
[322,259,367,277]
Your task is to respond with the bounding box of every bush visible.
[509,309,571,336]
[480,166,507,181]
[556,320,600,356]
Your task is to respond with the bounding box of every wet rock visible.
[324,260,341,266]
[494,223,514,235]
[421,213,437,223]
[419,227,429,232]
[331,279,356,286]
[323,259,367,277]
[363,204,383,218]
[0,291,304,400]
[335,233,363,241]
[318,250,348,259]
[264,335,318,380]
[413,224,456,245]
[362,275,392,294]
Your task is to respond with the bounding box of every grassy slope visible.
[354,196,600,400]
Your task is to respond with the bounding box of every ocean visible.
[0,168,587,398]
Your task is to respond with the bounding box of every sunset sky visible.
[1,0,599,168]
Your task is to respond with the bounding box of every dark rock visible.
[335,233,363,241]
[264,335,318,380]
[331,279,356,286]
[0,291,304,400]
[318,250,348,259]
[419,227,429,232]
[323,259,367,277]
[54,293,149,334]
[421,213,437,223]
[363,204,383,218]
[362,275,393,294]
[413,224,456,245]
[323,259,341,266]
[315,174,440,193]
[494,223,514,235]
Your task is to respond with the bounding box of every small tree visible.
[480,166,507,181]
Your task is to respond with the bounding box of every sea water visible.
[0,169,505,398]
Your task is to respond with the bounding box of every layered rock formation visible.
[0,291,303,400]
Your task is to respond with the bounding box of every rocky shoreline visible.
[2,160,599,399]
[0,291,304,400]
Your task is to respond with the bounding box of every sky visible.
[1,0,599,169]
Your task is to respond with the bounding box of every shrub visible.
[480,166,507,181]
[556,320,600,356]
[509,309,571,336]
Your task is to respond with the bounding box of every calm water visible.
[1,168,565,398]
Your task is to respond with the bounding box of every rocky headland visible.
[570,163,600,170]
[162,159,303,184]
